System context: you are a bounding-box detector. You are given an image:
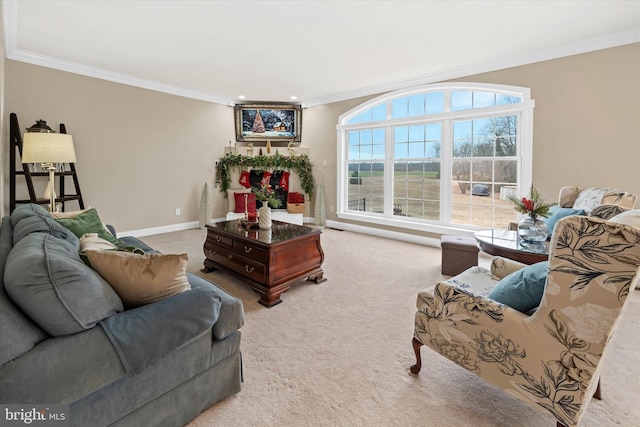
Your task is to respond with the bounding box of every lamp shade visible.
[22,133,76,164]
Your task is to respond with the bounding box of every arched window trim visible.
[335,82,535,236]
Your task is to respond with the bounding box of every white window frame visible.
[336,82,535,235]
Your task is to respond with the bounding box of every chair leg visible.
[410,337,423,374]
[593,378,602,400]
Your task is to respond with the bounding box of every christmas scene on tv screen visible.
[242,109,295,138]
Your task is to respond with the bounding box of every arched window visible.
[336,83,534,233]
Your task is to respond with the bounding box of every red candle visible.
[248,212,257,222]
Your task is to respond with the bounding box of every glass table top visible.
[207,220,319,245]
[474,229,549,255]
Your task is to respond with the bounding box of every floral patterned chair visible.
[411,214,640,427]
[558,186,637,219]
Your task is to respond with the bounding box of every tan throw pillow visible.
[50,208,92,219]
[85,250,191,308]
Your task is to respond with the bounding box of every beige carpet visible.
[140,226,640,427]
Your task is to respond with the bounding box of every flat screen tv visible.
[234,103,302,143]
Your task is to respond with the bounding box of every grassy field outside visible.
[348,173,517,229]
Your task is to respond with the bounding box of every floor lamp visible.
[21,133,77,213]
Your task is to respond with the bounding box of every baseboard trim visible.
[325,220,441,248]
[119,221,201,238]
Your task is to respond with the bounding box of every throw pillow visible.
[56,208,124,247]
[227,189,252,212]
[49,208,91,219]
[543,206,585,237]
[80,233,118,252]
[4,233,123,336]
[609,209,640,229]
[488,261,549,314]
[85,250,191,309]
[234,192,257,213]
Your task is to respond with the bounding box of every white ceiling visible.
[3,1,640,107]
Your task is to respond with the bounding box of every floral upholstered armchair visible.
[412,214,640,427]
[558,186,637,219]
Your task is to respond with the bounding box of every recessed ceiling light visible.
[290,96,297,100]
[238,95,245,99]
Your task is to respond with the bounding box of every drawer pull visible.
[207,250,217,257]
[245,265,255,273]
[228,254,233,260]
[215,236,222,243]
[244,246,252,254]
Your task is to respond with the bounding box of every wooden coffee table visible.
[202,220,326,307]
[475,229,548,265]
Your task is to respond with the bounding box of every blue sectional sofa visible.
[0,204,244,426]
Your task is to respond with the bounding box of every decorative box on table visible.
[287,192,305,214]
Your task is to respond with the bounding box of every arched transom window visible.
[336,83,535,233]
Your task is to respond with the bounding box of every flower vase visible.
[259,206,272,229]
[518,215,548,243]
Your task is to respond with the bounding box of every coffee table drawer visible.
[233,241,267,262]
[206,245,266,282]
[206,233,233,249]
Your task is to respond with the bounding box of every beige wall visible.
[3,43,639,235]
[4,62,235,232]
[304,42,640,238]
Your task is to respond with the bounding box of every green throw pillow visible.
[56,208,124,247]
[488,261,548,314]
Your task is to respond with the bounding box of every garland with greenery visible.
[215,152,314,197]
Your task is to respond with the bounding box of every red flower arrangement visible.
[508,186,553,219]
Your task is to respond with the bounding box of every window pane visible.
[373,128,385,143]
[451,91,472,111]
[495,160,517,183]
[426,92,444,114]
[496,94,522,105]
[409,125,425,142]
[408,142,425,158]
[394,126,409,143]
[473,91,495,108]
[392,98,408,118]
[408,94,425,116]
[372,104,386,121]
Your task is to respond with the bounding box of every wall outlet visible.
[175,208,181,216]
[330,206,335,213]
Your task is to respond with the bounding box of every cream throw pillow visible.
[85,250,191,308]
[80,233,118,252]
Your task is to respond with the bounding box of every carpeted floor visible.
[140,226,640,427]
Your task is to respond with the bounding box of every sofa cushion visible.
[0,217,50,364]
[56,208,124,247]
[4,233,123,337]
[85,250,191,309]
[609,209,640,229]
[488,261,549,313]
[543,206,585,237]
[99,277,222,374]
[10,203,79,247]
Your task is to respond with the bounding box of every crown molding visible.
[302,28,640,107]
[6,48,234,105]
